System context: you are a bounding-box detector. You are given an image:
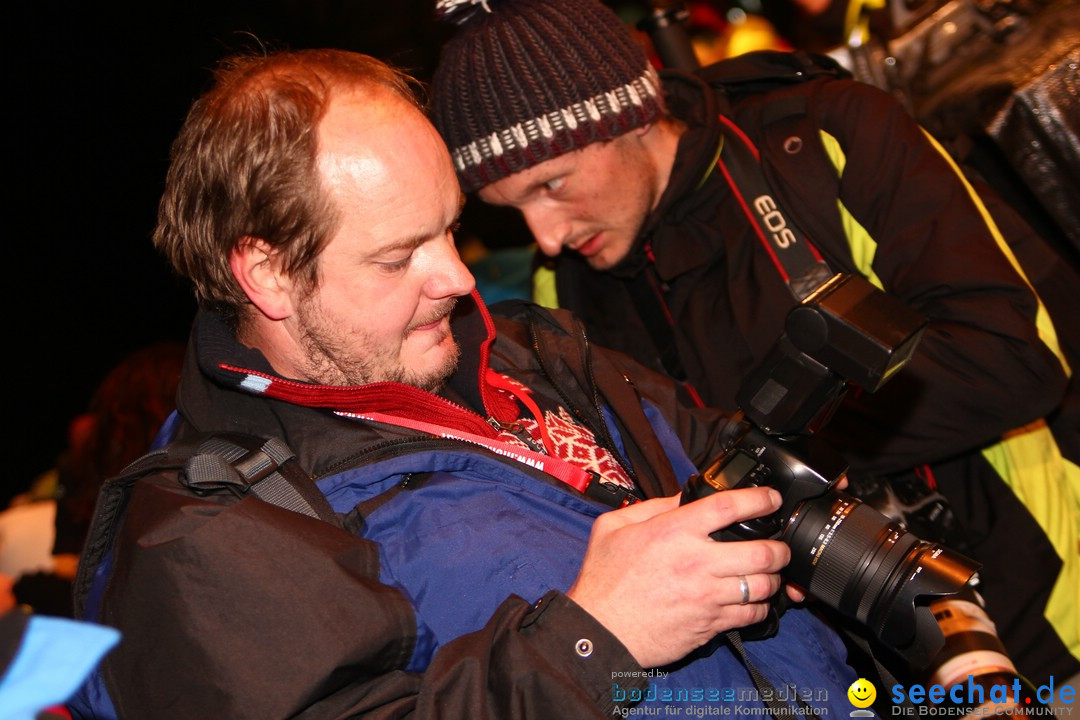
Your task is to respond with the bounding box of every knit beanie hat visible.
[431,0,664,193]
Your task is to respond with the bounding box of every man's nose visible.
[522,207,570,257]
[428,239,476,299]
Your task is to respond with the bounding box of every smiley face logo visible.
[847,678,877,709]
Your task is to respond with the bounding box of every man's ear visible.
[230,237,296,321]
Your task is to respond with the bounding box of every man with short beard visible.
[75,48,869,719]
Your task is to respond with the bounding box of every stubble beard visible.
[297,298,461,392]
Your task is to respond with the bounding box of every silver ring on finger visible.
[737,574,750,605]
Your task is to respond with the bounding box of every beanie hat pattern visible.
[432,0,663,193]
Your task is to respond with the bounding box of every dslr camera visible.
[681,273,979,667]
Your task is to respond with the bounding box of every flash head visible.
[788,273,927,392]
[736,273,928,437]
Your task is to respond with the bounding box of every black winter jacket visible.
[553,67,1067,473]
[549,63,1078,683]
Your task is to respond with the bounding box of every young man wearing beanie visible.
[430,0,1080,688]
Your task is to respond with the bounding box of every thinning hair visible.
[153,49,424,328]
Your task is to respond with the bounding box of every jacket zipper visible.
[317,434,626,505]
[319,436,457,479]
[526,315,640,488]
[579,319,641,488]
[485,416,548,454]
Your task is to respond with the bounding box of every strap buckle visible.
[584,472,641,508]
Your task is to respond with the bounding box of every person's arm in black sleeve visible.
[416,592,638,718]
[806,78,1068,474]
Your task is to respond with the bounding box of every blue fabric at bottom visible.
[320,450,870,718]
[0,615,120,720]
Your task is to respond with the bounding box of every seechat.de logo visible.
[891,675,1076,716]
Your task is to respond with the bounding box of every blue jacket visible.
[321,443,860,714]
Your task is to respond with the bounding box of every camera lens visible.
[783,491,977,661]
[784,493,909,615]
[924,590,1039,714]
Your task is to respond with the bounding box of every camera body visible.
[683,423,847,542]
[682,418,978,666]
[681,273,980,668]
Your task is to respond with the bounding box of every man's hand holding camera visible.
[567,486,793,669]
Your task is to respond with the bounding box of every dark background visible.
[11,1,1068,506]
[9,0,835,506]
[5,1,463,504]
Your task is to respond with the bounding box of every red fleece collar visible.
[217,289,519,436]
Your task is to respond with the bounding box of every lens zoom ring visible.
[808,502,896,609]
[857,531,919,629]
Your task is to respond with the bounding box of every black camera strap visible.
[726,629,822,720]
[625,114,836,394]
[715,114,833,301]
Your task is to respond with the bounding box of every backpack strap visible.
[176,433,337,523]
[73,431,337,619]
